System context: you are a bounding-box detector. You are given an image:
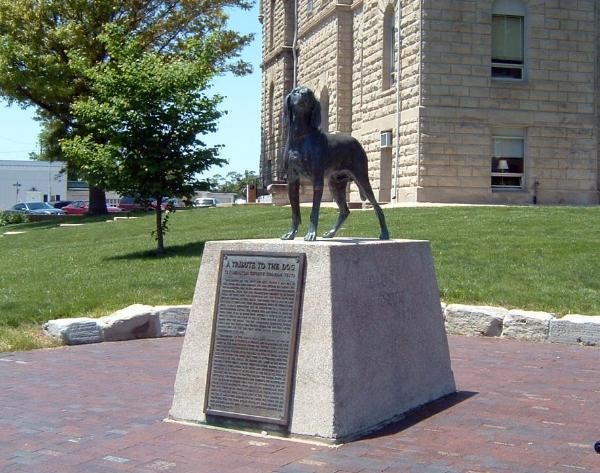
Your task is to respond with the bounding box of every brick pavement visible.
[0,336,598,473]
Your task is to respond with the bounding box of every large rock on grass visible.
[99,304,161,342]
[501,310,555,342]
[43,318,103,345]
[549,315,600,346]
[155,305,191,337]
[444,304,506,337]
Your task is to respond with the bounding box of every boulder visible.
[549,314,600,346]
[444,304,507,337]
[502,310,555,342]
[155,305,191,337]
[43,318,103,345]
[99,304,160,342]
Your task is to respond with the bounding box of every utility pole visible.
[12,181,22,202]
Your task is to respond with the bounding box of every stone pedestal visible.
[169,238,455,442]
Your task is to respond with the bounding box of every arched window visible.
[320,88,329,133]
[492,0,526,79]
[382,5,397,90]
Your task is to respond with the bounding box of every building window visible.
[382,6,397,90]
[492,0,525,79]
[491,128,525,189]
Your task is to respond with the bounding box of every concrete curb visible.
[43,303,600,348]
[43,304,192,346]
[444,304,600,347]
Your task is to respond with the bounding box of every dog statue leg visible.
[323,178,349,238]
[355,180,390,240]
[373,203,390,240]
[305,179,324,241]
[281,179,301,240]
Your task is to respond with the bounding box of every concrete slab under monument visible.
[168,238,456,443]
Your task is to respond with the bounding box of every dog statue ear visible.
[310,99,321,130]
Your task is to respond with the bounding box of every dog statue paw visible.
[304,231,317,241]
[281,230,297,240]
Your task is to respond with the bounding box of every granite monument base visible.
[169,238,455,442]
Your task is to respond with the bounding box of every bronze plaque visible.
[205,251,306,425]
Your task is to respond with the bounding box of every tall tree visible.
[61,26,228,256]
[0,0,252,213]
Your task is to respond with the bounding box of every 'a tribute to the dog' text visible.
[205,252,305,425]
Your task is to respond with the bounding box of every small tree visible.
[62,28,227,256]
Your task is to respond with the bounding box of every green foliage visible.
[0,0,253,200]
[0,212,28,226]
[61,26,233,254]
[209,170,259,198]
[0,0,253,119]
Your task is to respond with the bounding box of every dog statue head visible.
[286,86,321,131]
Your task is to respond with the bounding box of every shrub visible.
[0,211,28,226]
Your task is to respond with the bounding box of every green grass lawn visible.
[1,204,599,351]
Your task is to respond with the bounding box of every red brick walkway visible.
[0,336,598,472]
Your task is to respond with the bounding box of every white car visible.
[193,198,217,208]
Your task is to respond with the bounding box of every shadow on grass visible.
[105,241,206,260]
[359,390,478,441]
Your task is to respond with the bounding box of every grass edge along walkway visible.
[0,204,598,351]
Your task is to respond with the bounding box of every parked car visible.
[52,200,73,209]
[193,197,217,208]
[151,197,186,210]
[9,202,66,215]
[62,201,123,215]
[117,196,150,212]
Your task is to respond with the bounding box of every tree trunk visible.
[88,186,108,215]
[155,204,165,257]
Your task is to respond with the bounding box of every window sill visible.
[491,77,528,85]
[491,187,526,193]
[381,87,397,97]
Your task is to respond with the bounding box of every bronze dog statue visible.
[281,86,390,241]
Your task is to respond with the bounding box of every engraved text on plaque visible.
[205,252,305,425]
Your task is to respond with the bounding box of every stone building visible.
[260,0,599,205]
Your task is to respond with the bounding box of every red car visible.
[62,201,123,215]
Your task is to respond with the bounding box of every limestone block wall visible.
[261,0,599,205]
[261,56,294,186]
[263,0,294,53]
[417,0,599,204]
[351,0,422,202]
[297,14,340,132]
[396,0,422,197]
[260,0,295,186]
[297,1,354,135]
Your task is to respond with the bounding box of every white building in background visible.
[0,160,67,210]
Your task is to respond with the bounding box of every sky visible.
[0,3,263,177]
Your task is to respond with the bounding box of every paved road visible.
[1,336,598,472]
